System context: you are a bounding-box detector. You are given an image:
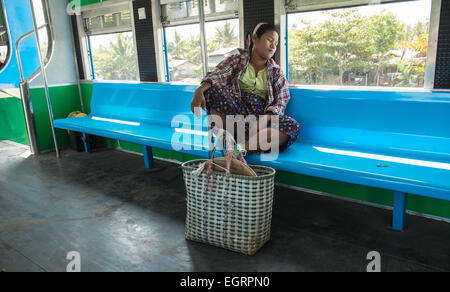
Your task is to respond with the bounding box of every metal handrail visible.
[14,0,57,157]
[15,24,47,82]
[29,0,60,158]
[14,25,49,156]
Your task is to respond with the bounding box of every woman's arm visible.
[266,69,291,116]
[197,81,211,93]
[191,53,239,116]
[201,53,239,88]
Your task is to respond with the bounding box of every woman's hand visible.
[191,90,206,112]
[191,82,211,118]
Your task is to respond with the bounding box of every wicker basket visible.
[182,159,276,255]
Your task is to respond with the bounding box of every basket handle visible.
[209,126,249,176]
[209,127,233,176]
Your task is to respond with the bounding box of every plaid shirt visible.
[201,48,291,115]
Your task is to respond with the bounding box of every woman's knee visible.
[280,116,300,133]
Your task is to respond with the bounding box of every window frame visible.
[423,0,440,89]
[284,0,440,90]
[158,0,243,83]
[33,0,54,68]
[76,0,139,82]
[285,0,405,13]
[0,0,11,70]
[160,0,240,26]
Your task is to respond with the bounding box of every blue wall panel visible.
[0,0,41,89]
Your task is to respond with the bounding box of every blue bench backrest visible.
[90,82,198,126]
[287,88,450,161]
[89,82,450,162]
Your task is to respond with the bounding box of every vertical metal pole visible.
[29,0,60,158]
[16,30,42,155]
[87,36,96,80]
[163,28,171,82]
[285,13,289,82]
[198,0,208,76]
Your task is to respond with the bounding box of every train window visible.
[165,24,202,83]
[0,0,9,69]
[82,3,137,81]
[161,0,240,83]
[161,0,238,25]
[205,19,240,72]
[88,32,137,81]
[83,9,132,35]
[31,0,51,63]
[287,0,432,88]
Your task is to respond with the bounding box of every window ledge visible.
[288,84,437,93]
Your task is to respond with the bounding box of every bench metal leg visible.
[392,191,407,231]
[143,145,155,169]
[82,133,90,153]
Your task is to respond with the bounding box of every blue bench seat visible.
[53,82,450,231]
[54,112,211,158]
[246,143,450,202]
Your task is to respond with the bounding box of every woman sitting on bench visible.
[191,23,300,154]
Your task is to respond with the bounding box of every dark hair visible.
[248,23,278,53]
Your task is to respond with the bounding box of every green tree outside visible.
[167,21,239,64]
[93,33,137,81]
[288,8,427,87]
[91,11,428,86]
[166,21,239,81]
[212,21,239,49]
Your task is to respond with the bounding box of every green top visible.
[239,63,268,100]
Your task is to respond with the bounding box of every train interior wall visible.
[0,0,449,223]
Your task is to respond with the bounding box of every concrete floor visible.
[0,140,449,272]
